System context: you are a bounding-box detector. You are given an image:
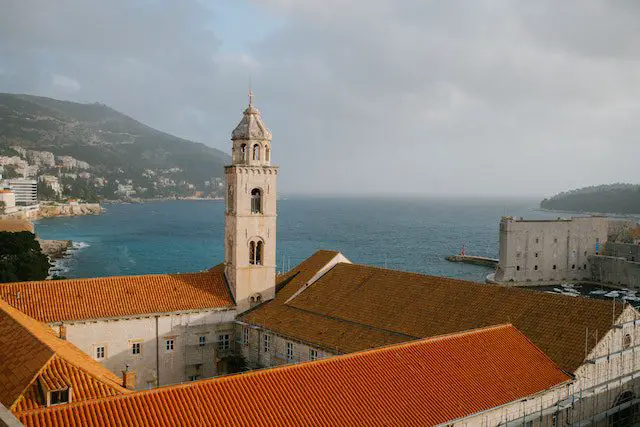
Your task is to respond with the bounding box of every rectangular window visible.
[309,349,318,361]
[218,334,230,350]
[166,339,174,351]
[263,334,271,352]
[132,342,141,355]
[188,375,200,382]
[199,336,206,347]
[49,389,70,406]
[243,327,249,345]
[96,346,105,359]
[286,342,295,360]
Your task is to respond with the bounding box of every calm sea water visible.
[34,197,560,281]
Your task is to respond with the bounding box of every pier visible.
[445,255,498,268]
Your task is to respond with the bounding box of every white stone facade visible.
[495,216,609,283]
[50,308,236,390]
[237,323,334,369]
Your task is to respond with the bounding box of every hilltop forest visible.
[540,184,640,214]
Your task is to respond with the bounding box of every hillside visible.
[0,93,230,199]
[540,184,640,214]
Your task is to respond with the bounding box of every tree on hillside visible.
[37,181,58,202]
[0,231,50,282]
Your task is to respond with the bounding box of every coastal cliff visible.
[37,239,72,259]
[37,203,102,218]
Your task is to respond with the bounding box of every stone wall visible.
[606,242,640,262]
[590,255,640,289]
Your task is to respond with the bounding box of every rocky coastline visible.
[37,239,72,260]
[37,203,102,218]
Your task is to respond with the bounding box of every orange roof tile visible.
[0,264,234,323]
[240,252,623,373]
[0,299,128,412]
[17,324,570,427]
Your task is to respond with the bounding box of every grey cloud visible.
[1,0,639,196]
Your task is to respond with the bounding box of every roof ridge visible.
[2,269,220,287]
[9,354,56,411]
[0,300,127,407]
[333,262,628,308]
[0,301,56,354]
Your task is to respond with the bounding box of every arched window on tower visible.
[249,241,255,265]
[251,188,262,213]
[265,146,270,162]
[240,144,247,163]
[252,144,260,161]
[256,241,263,265]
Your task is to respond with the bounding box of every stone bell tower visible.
[224,91,278,313]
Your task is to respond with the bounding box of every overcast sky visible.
[1,0,639,197]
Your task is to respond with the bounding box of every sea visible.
[34,197,562,281]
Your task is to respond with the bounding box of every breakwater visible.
[445,255,498,268]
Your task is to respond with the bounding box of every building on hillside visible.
[56,156,90,170]
[494,216,608,283]
[15,325,573,426]
[0,300,130,414]
[1,95,640,426]
[6,179,37,206]
[0,189,17,214]
[38,175,61,196]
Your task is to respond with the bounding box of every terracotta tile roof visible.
[0,299,128,412]
[0,264,234,323]
[17,324,571,427]
[241,253,623,373]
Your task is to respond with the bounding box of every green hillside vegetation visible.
[540,184,640,214]
[0,231,50,283]
[0,93,230,199]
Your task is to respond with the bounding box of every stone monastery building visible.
[1,96,640,426]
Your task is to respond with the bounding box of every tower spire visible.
[248,80,253,107]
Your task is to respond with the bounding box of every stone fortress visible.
[494,216,608,283]
[494,215,640,290]
[0,95,640,426]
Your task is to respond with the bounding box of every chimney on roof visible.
[121,365,136,390]
[59,324,67,340]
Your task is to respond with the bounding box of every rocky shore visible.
[37,239,72,260]
[37,203,102,218]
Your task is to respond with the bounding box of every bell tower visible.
[224,91,278,313]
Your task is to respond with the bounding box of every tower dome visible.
[231,91,272,141]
